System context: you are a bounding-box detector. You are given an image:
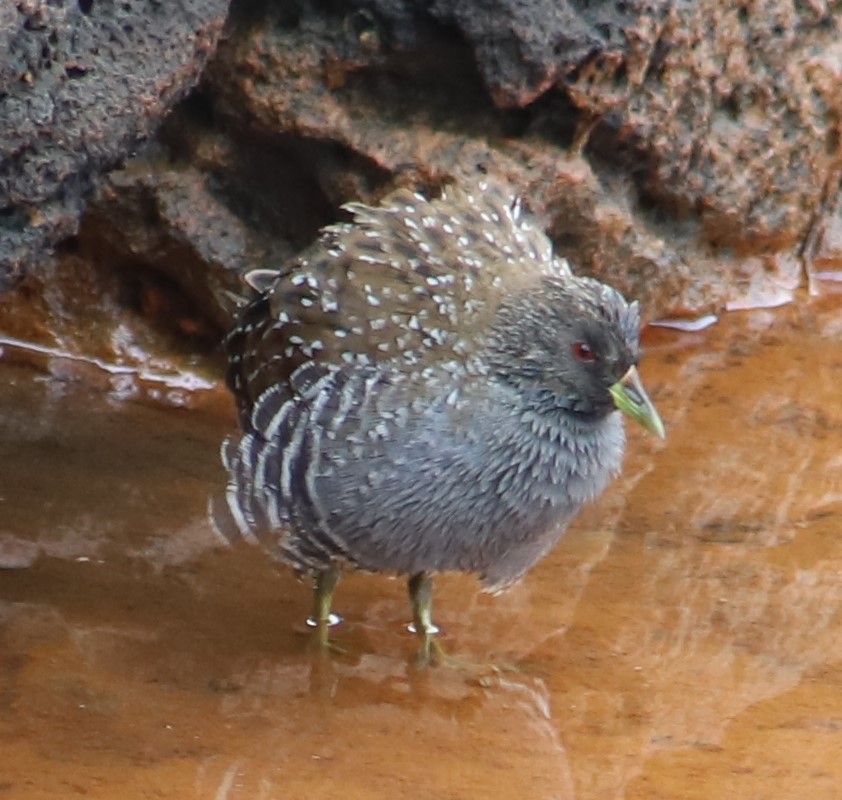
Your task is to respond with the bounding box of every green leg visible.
[307,564,341,647]
[406,572,515,678]
[408,571,442,664]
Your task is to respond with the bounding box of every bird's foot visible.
[410,624,444,668]
[304,613,346,655]
[410,630,518,684]
[406,572,517,680]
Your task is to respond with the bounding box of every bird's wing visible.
[227,178,567,418]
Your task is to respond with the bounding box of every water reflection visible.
[1,292,842,798]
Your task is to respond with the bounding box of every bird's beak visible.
[609,366,665,438]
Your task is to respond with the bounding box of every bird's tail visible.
[207,432,291,551]
[207,427,339,574]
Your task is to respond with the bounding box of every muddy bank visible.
[1,289,841,798]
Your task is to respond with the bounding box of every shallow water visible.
[1,290,842,799]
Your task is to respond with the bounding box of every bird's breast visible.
[510,405,627,510]
[296,377,626,580]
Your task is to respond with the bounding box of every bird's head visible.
[487,275,664,437]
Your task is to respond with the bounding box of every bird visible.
[212,176,664,660]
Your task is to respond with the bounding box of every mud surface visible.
[1,290,842,799]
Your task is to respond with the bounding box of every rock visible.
[0,0,228,287]
[4,0,842,383]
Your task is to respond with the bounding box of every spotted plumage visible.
[213,177,663,653]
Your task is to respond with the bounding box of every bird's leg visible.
[307,564,341,648]
[406,572,516,679]
[408,571,442,664]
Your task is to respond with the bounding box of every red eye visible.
[572,342,596,362]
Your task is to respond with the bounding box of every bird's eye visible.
[572,342,597,362]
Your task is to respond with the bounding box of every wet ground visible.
[1,288,842,799]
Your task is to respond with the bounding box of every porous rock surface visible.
[3,0,842,374]
[0,0,227,286]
